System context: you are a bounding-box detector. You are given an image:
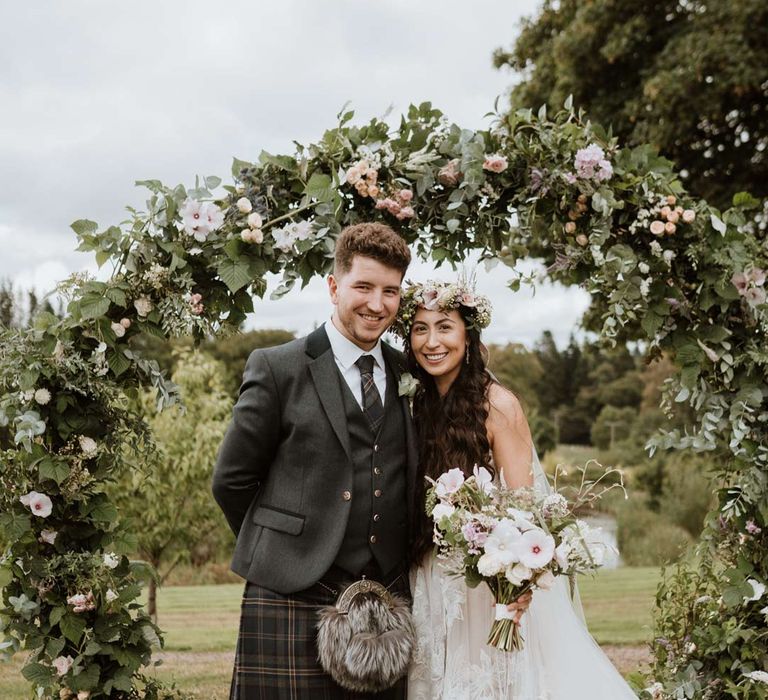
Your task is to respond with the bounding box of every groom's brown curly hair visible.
[334,222,411,277]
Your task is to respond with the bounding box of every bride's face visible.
[410,308,467,386]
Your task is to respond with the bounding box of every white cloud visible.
[1,0,588,349]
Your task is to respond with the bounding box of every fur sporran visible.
[316,579,415,693]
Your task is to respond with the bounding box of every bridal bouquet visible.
[426,464,621,651]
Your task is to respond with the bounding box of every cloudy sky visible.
[1,0,591,348]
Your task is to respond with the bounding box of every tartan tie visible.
[355,355,384,433]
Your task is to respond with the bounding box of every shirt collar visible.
[325,319,385,371]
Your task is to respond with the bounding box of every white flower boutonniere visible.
[398,372,420,416]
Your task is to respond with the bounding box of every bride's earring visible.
[465,345,470,365]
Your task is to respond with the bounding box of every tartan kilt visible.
[230,573,411,700]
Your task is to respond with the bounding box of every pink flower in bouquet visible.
[396,206,415,220]
[20,491,53,518]
[746,520,762,535]
[461,521,488,551]
[398,189,413,203]
[515,528,555,569]
[682,209,696,223]
[472,464,494,494]
[483,154,508,173]
[435,468,465,498]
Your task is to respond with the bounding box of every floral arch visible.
[1,101,766,699]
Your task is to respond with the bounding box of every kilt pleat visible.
[230,577,409,700]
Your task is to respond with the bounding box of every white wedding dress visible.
[407,451,638,700]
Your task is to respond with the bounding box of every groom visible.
[212,222,417,699]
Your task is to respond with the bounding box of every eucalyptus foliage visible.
[1,101,766,697]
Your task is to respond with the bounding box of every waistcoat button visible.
[342,490,352,501]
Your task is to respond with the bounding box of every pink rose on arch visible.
[67,591,96,613]
[20,491,53,518]
[574,144,612,181]
[435,468,465,498]
[188,293,204,315]
[649,220,666,236]
[40,529,58,544]
[745,287,767,308]
[748,267,766,286]
[52,655,74,676]
[731,272,749,295]
[483,154,508,174]
[438,159,462,187]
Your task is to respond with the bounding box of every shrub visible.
[617,500,694,566]
[659,453,715,538]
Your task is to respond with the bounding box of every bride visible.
[395,279,637,700]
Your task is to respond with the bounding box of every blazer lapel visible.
[306,326,352,461]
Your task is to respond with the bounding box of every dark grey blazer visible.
[212,325,418,594]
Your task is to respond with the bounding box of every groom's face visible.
[328,255,402,350]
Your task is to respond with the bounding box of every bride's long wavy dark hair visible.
[405,306,494,564]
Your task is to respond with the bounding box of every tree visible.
[486,342,543,411]
[590,405,637,450]
[204,328,295,397]
[111,351,233,620]
[494,0,768,210]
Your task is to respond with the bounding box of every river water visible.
[582,513,621,569]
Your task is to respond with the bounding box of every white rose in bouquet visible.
[505,562,532,586]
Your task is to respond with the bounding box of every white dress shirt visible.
[324,320,387,409]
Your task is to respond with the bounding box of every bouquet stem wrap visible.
[486,580,530,652]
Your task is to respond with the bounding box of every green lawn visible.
[0,566,661,699]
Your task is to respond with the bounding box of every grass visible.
[0,566,661,698]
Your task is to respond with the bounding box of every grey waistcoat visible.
[333,363,409,577]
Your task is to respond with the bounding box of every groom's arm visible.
[212,349,281,536]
